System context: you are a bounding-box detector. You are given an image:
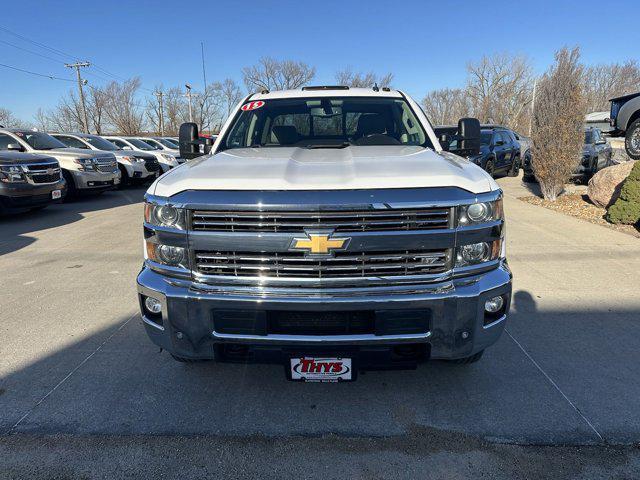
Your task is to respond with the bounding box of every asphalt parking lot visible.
[1,177,640,479]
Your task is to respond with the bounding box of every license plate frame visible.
[288,357,355,382]
[51,189,62,200]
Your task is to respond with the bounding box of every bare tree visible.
[87,86,109,134]
[531,47,585,201]
[0,108,23,128]
[215,78,244,120]
[422,88,472,125]
[44,91,84,133]
[335,68,393,88]
[103,78,145,135]
[34,108,51,131]
[583,60,640,112]
[466,53,534,131]
[162,87,189,136]
[242,57,316,92]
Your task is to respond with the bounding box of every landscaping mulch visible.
[519,194,640,238]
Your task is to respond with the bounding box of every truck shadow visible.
[1,291,639,445]
[0,185,148,256]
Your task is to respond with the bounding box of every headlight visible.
[145,241,188,269]
[455,240,501,267]
[457,199,503,226]
[0,165,26,183]
[121,156,143,163]
[144,202,186,230]
[74,157,97,171]
[161,153,177,163]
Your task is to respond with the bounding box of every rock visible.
[587,161,636,208]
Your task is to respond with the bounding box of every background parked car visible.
[609,91,640,160]
[103,136,178,173]
[0,151,66,213]
[523,127,612,183]
[137,137,184,163]
[0,128,119,198]
[469,125,521,177]
[52,133,160,186]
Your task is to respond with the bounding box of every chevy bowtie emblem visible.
[290,231,350,256]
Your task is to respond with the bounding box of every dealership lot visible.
[1,177,640,477]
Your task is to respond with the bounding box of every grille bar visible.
[191,208,451,233]
[195,250,450,279]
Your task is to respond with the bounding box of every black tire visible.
[61,170,77,201]
[522,174,537,183]
[625,119,640,160]
[118,165,130,189]
[484,159,495,178]
[170,354,208,364]
[447,350,484,365]
[507,155,521,177]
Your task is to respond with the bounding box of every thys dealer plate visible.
[289,357,353,382]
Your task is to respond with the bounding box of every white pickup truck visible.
[137,86,511,381]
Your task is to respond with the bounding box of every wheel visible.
[625,119,640,160]
[484,159,495,178]
[118,165,130,189]
[170,354,209,363]
[61,170,77,201]
[507,155,521,177]
[447,350,484,365]
[522,174,537,183]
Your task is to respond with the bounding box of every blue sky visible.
[1,0,639,121]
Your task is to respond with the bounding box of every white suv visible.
[104,136,178,173]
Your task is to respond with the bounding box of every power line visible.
[0,38,66,65]
[0,25,75,61]
[0,62,75,82]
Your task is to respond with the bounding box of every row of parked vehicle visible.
[0,126,181,214]
[436,123,613,184]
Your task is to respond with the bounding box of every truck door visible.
[492,132,507,170]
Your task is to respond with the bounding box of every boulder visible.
[587,161,636,208]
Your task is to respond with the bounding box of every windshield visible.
[157,138,177,148]
[16,131,66,150]
[221,97,430,150]
[140,138,163,150]
[85,135,118,151]
[126,138,154,150]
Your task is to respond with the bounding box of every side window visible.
[0,134,14,150]
[111,139,127,148]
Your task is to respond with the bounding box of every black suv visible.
[0,151,66,213]
[470,126,521,178]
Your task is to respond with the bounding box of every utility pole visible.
[529,77,538,137]
[154,90,165,135]
[65,62,90,133]
[185,84,194,123]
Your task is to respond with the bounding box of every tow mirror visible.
[7,143,24,152]
[457,118,481,157]
[179,122,202,160]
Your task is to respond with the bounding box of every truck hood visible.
[152,145,495,197]
[0,152,58,164]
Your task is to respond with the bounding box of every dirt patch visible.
[519,194,640,238]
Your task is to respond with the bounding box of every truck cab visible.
[609,92,640,160]
[0,128,119,197]
[137,86,511,380]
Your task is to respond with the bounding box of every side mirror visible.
[596,139,607,145]
[179,122,202,160]
[457,118,481,157]
[7,143,24,152]
[494,140,505,146]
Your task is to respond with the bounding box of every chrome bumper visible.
[136,262,512,361]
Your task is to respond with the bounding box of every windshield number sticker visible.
[241,101,265,111]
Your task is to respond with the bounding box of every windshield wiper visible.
[303,142,351,149]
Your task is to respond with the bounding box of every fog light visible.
[484,296,504,313]
[144,296,162,315]
[157,244,185,265]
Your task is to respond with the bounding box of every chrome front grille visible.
[96,157,117,173]
[194,249,451,279]
[24,162,61,184]
[191,208,451,233]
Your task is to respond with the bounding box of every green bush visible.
[607,161,640,225]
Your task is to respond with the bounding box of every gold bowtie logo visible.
[291,232,350,255]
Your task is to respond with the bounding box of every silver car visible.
[0,128,119,196]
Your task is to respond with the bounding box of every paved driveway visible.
[1,177,639,478]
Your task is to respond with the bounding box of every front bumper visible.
[137,262,512,364]
[71,169,120,190]
[0,178,67,210]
